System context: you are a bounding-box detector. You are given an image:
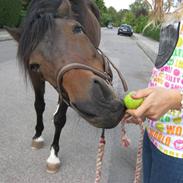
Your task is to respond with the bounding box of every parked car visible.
[107,23,113,29]
[118,24,133,36]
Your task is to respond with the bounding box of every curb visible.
[0,31,12,42]
[136,40,157,64]
[134,34,159,64]
[0,36,12,42]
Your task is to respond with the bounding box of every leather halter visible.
[56,49,128,105]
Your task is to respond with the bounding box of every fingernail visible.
[131,91,137,97]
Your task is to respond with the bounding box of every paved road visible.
[0,28,153,183]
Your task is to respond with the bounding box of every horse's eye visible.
[73,25,83,34]
[30,64,40,72]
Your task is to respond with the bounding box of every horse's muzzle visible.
[70,77,126,129]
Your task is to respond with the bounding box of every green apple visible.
[123,92,144,109]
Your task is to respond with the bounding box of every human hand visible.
[122,112,144,125]
[126,87,181,121]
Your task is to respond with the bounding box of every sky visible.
[104,0,136,11]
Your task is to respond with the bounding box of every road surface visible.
[0,28,153,183]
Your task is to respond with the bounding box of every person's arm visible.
[122,87,182,124]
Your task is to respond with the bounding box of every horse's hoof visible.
[31,136,44,149]
[46,162,61,174]
[46,147,61,173]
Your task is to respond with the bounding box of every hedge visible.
[0,0,22,28]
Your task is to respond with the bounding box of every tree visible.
[107,7,118,25]
[101,13,112,26]
[116,9,129,26]
[94,0,108,26]
[123,11,136,27]
[94,0,107,14]
[130,0,149,17]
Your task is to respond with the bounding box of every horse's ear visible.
[4,26,21,42]
[58,0,72,17]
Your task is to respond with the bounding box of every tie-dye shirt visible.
[147,22,183,158]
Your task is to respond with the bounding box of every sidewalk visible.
[134,33,159,64]
[0,29,12,42]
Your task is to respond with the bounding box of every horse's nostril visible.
[93,78,112,101]
[93,79,99,84]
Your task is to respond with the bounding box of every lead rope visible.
[133,124,144,183]
[121,121,131,148]
[94,124,144,183]
[121,121,144,183]
[121,122,144,183]
[95,129,106,183]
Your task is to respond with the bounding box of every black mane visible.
[18,0,100,73]
[18,0,61,71]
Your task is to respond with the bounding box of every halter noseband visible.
[56,49,128,105]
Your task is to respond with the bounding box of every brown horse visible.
[6,0,126,173]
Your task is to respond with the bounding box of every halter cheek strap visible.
[55,50,128,183]
[56,50,128,105]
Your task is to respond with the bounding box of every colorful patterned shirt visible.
[147,21,183,158]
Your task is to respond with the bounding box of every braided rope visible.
[121,122,131,148]
[120,121,144,183]
[133,124,144,183]
[94,124,144,183]
[95,134,106,183]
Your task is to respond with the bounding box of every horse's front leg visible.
[47,101,68,173]
[30,73,46,150]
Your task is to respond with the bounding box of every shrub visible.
[123,11,136,28]
[134,16,148,33]
[143,25,160,41]
[0,0,22,28]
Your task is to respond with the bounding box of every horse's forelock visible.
[18,0,95,76]
[18,0,65,74]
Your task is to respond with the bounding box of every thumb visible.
[132,88,153,99]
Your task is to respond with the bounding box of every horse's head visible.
[7,0,126,129]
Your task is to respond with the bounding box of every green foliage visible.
[122,11,135,27]
[143,25,160,41]
[101,13,112,26]
[20,0,30,21]
[129,0,149,17]
[94,0,107,13]
[94,0,108,26]
[134,16,148,33]
[94,0,150,28]
[115,10,125,25]
[121,0,160,41]
[0,0,22,27]
[95,0,161,41]
[21,0,30,10]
